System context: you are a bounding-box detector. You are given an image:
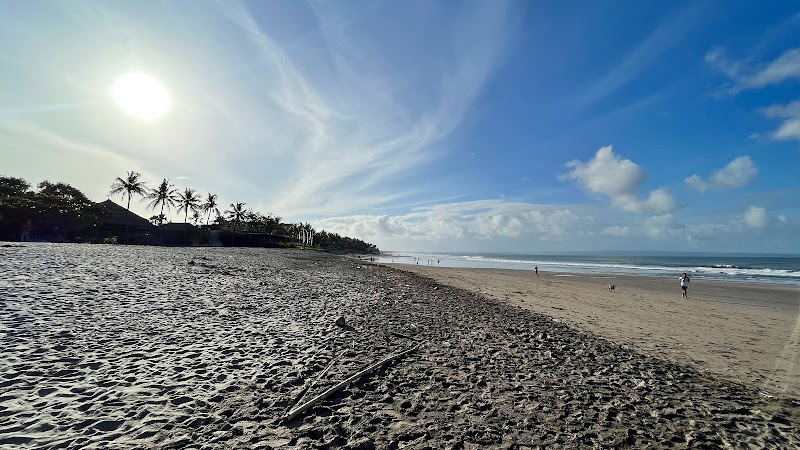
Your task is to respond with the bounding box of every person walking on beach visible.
[680,272,690,298]
[534,266,539,276]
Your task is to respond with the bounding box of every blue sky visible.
[1,0,798,253]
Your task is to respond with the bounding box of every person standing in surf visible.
[680,272,690,298]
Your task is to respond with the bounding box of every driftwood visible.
[283,344,421,422]
[288,353,342,412]
[390,331,418,341]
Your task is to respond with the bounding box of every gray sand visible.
[1,244,798,448]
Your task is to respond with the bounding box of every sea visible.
[378,251,800,286]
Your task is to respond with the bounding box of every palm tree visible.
[176,188,201,245]
[109,171,148,244]
[146,179,177,245]
[202,192,219,225]
[224,202,246,246]
[176,188,201,224]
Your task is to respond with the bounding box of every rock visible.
[335,316,346,327]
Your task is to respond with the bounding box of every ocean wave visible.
[385,253,799,285]
[692,266,800,277]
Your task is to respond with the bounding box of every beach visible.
[398,265,800,400]
[1,244,799,448]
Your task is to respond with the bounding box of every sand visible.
[1,244,798,449]
[398,265,800,399]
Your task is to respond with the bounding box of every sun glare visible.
[111,73,170,120]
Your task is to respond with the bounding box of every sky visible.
[1,0,799,253]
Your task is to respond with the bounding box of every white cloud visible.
[759,99,800,141]
[743,206,768,228]
[315,200,593,243]
[708,48,800,92]
[685,156,758,191]
[563,146,676,213]
[708,49,800,141]
[741,48,800,89]
[685,222,727,242]
[761,99,800,118]
[777,215,788,224]
[312,199,796,252]
[773,119,800,140]
[612,192,676,214]
[563,146,645,196]
[641,214,678,239]
[704,48,741,79]
[602,225,630,237]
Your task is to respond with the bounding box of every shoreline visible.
[372,252,800,286]
[392,263,800,399]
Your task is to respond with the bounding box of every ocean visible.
[379,251,800,285]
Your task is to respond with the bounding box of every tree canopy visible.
[0,177,107,241]
[1,173,381,253]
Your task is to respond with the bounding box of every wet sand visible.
[1,244,798,449]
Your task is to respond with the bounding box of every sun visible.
[111,73,170,120]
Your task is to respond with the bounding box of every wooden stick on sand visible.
[287,352,343,414]
[284,343,421,422]
[390,331,418,341]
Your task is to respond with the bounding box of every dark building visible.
[97,199,156,244]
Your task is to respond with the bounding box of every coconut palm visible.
[176,188,201,245]
[146,179,177,218]
[224,202,246,246]
[109,171,148,244]
[146,179,177,245]
[202,192,219,225]
[176,188,201,224]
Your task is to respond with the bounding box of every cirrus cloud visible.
[707,47,800,141]
[706,47,800,92]
[760,99,800,141]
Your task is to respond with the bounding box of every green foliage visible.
[0,176,31,202]
[1,173,381,253]
[0,176,107,241]
[109,171,147,210]
[279,242,325,251]
[315,230,379,254]
[146,179,177,216]
[224,202,247,231]
[176,188,201,224]
[202,192,219,225]
[149,214,167,226]
[224,209,282,234]
[34,181,103,238]
[0,176,35,240]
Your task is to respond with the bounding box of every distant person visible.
[680,272,690,298]
[534,266,539,276]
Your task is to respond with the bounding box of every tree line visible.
[0,172,379,254]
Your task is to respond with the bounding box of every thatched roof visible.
[97,199,153,228]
